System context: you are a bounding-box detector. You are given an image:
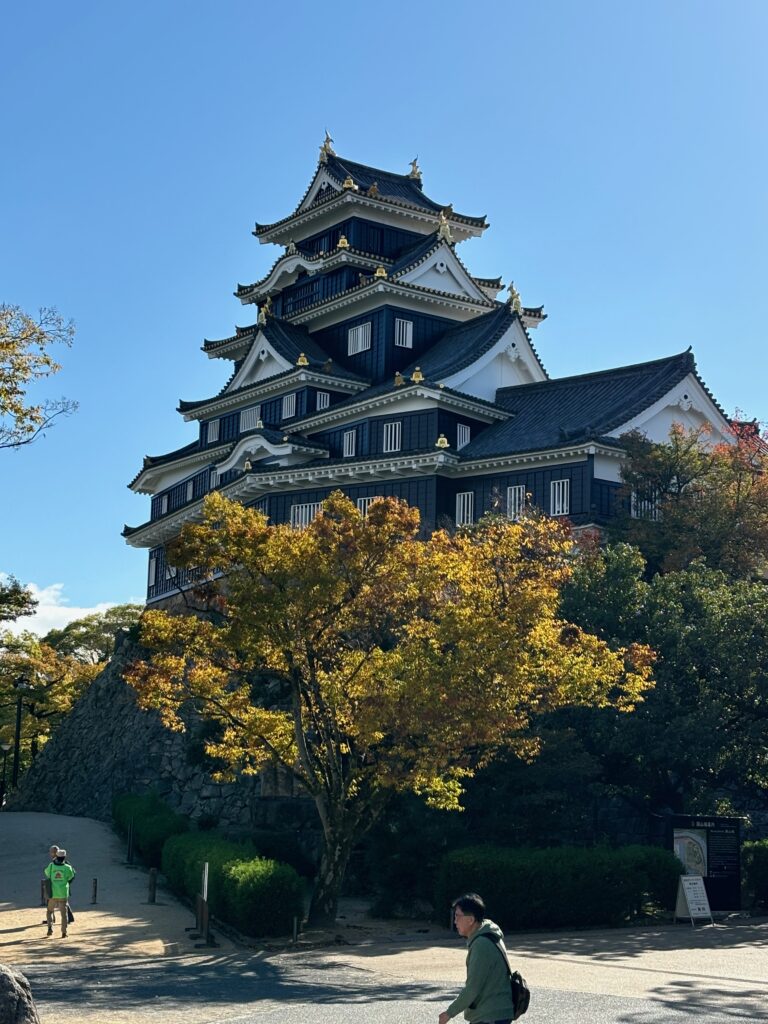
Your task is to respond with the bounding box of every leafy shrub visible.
[162,832,304,936]
[112,792,189,867]
[743,840,768,908]
[435,843,684,930]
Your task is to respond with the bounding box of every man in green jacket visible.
[439,893,515,1024]
[44,849,75,938]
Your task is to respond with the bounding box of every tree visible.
[0,304,77,450]
[613,422,768,578]
[126,491,652,926]
[44,604,143,664]
[0,575,37,623]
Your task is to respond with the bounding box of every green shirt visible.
[44,861,75,899]
[447,920,515,1023]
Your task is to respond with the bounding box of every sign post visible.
[674,874,714,927]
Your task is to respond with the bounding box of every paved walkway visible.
[1,812,768,1023]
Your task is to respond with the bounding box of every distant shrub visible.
[435,843,684,930]
[743,840,768,908]
[162,832,304,937]
[112,792,189,867]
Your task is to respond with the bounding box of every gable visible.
[441,319,547,400]
[608,372,732,445]
[398,245,488,302]
[298,169,341,212]
[227,331,293,391]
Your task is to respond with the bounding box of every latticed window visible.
[343,429,356,457]
[631,489,661,521]
[457,423,471,450]
[160,494,169,515]
[290,502,323,529]
[148,555,157,588]
[348,322,372,355]
[357,496,384,516]
[394,318,413,348]
[382,421,401,453]
[316,390,330,411]
[550,479,570,516]
[456,491,474,526]
[186,480,194,502]
[506,484,525,520]
[282,392,297,419]
[240,405,261,432]
[207,418,220,444]
[209,468,218,489]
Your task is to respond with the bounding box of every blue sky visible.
[2,1,767,631]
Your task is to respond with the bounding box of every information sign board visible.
[675,874,714,926]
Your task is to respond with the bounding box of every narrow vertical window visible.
[382,421,401,453]
[186,480,194,502]
[394,318,413,348]
[457,424,471,450]
[550,479,570,516]
[343,429,356,457]
[240,405,261,432]
[148,555,157,589]
[316,390,330,411]
[506,484,525,520]
[160,494,169,515]
[348,322,372,355]
[209,468,218,489]
[456,491,474,526]
[357,496,384,516]
[282,392,297,419]
[207,419,220,444]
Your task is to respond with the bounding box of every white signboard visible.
[675,874,714,926]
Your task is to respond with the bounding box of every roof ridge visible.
[497,350,693,394]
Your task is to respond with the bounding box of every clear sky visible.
[2,0,767,631]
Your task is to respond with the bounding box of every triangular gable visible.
[298,167,342,212]
[397,243,488,302]
[608,371,732,445]
[441,318,547,400]
[227,331,293,392]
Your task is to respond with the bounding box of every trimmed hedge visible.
[435,844,684,930]
[742,840,768,909]
[112,792,189,867]
[162,832,304,937]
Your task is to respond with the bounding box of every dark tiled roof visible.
[402,304,520,380]
[388,232,442,277]
[460,351,700,458]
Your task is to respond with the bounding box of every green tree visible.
[44,603,143,664]
[0,304,77,450]
[0,576,36,623]
[126,491,652,926]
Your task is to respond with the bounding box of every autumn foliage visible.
[127,491,652,925]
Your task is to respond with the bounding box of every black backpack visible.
[480,932,531,1020]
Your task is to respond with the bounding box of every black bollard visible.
[148,867,157,904]
[91,877,98,904]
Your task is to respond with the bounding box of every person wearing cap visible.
[42,845,61,926]
[44,849,75,938]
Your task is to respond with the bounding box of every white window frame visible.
[382,421,401,453]
[186,480,194,502]
[343,429,356,458]
[290,501,323,529]
[240,405,261,432]
[316,390,330,411]
[456,423,471,450]
[207,418,220,444]
[209,468,218,489]
[148,556,157,588]
[160,494,169,515]
[282,392,297,419]
[165,562,178,581]
[394,318,413,348]
[348,322,372,355]
[506,484,526,520]
[550,479,570,516]
[456,491,474,526]
[357,496,384,516]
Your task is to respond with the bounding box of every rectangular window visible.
[148,556,157,589]
[631,489,660,521]
[290,501,323,529]
[209,469,218,489]
[316,390,330,411]
[382,421,401,453]
[186,480,194,502]
[160,494,169,515]
[357,496,383,516]
[457,423,471,450]
[456,491,474,526]
[348,322,372,355]
[506,484,526,520]
[550,479,570,516]
[207,418,220,444]
[394,318,413,348]
[343,429,356,457]
[282,392,296,419]
[240,405,261,432]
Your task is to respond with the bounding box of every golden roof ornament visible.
[411,366,424,383]
[374,265,388,279]
[342,176,357,190]
[296,352,309,366]
[437,210,453,243]
[408,157,422,180]
[244,459,252,471]
[507,281,522,313]
[394,370,405,386]
[257,296,273,326]
[337,234,350,250]
[319,130,335,164]
[367,181,379,198]
[286,240,297,255]
[256,418,263,429]
[435,434,450,449]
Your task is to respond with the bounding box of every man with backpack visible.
[44,849,75,938]
[439,892,529,1024]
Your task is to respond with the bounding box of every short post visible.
[292,915,299,942]
[202,861,209,902]
[148,867,157,904]
[126,818,135,864]
[40,880,47,907]
[91,877,98,904]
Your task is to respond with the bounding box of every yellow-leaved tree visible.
[126,491,653,926]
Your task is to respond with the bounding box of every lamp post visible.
[0,742,11,808]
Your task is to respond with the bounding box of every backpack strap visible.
[479,931,513,976]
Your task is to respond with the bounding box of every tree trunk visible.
[306,826,353,928]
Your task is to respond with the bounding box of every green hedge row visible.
[112,792,189,867]
[162,832,304,937]
[743,840,768,908]
[435,844,683,929]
